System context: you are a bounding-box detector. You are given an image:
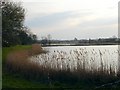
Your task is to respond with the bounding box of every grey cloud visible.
[26,11,74,28]
[25,11,92,28]
[78,17,117,28]
[25,10,117,40]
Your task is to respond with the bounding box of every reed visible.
[30,47,119,83]
[5,44,47,80]
[5,45,119,84]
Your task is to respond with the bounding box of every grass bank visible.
[2,44,49,89]
[3,44,88,89]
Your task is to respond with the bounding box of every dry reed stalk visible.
[5,44,45,77]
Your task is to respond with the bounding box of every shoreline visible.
[42,44,119,47]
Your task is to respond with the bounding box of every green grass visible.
[3,72,48,88]
[2,45,31,64]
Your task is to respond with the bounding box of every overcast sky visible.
[13,0,119,40]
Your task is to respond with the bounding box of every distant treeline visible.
[38,37,120,46]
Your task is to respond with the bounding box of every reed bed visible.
[29,47,119,84]
[5,45,120,84]
[30,48,118,75]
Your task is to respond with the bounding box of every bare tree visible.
[47,34,52,45]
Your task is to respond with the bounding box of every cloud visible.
[22,0,118,22]
[25,11,75,28]
[25,9,117,40]
[25,10,92,28]
[78,17,117,29]
[12,0,118,39]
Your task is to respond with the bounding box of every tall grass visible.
[5,44,47,80]
[30,47,119,83]
[31,48,118,74]
[5,45,119,85]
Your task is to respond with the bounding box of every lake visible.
[30,45,119,74]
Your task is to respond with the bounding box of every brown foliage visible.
[5,44,46,79]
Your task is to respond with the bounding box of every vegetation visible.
[2,45,91,89]
[39,37,120,46]
[2,1,37,47]
[40,34,52,46]
[2,45,49,89]
[2,44,120,89]
[30,48,118,74]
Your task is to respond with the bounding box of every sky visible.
[13,0,119,40]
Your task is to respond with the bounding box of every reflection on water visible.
[30,45,119,74]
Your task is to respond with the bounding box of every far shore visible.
[41,43,119,47]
